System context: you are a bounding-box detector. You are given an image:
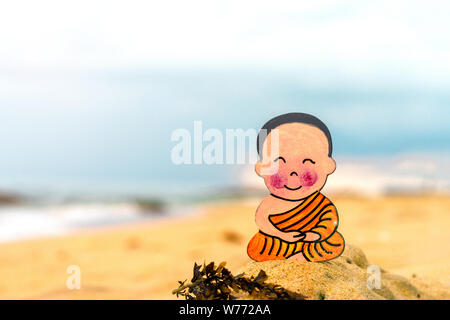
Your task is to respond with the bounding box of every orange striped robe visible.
[247,192,345,262]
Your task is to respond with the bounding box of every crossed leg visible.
[288,251,308,262]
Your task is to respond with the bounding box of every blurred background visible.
[0,1,449,298]
[1,0,449,242]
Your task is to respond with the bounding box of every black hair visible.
[257,112,333,159]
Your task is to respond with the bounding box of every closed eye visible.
[303,158,316,164]
[274,156,286,163]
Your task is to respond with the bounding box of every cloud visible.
[0,0,449,82]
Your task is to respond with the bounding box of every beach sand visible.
[0,195,449,299]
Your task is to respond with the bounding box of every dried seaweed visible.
[172,261,304,300]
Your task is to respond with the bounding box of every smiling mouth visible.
[284,184,302,191]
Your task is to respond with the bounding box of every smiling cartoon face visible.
[255,122,336,200]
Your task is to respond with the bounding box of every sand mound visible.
[241,245,450,300]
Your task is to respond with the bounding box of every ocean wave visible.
[0,202,183,243]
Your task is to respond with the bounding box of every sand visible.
[242,244,450,299]
[0,195,449,299]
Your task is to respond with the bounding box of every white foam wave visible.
[0,203,151,243]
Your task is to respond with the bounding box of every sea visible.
[0,69,449,242]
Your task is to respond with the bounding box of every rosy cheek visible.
[300,170,318,187]
[269,174,286,189]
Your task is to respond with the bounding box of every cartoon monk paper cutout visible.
[247,113,345,262]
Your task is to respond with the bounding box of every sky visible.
[0,0,449,79]
[0,1,449,194]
